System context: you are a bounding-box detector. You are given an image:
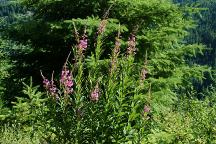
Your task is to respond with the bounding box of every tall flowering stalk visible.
[90,83,100,102]
[60,66,74,95]
[126,34,137,56]
[110,34,121,74]
[94,19,108,64]
[41,71,59,100]
[97,19,108,35]
[140,51,148,85]
[142,105,151,120]
[143,105,150,113]
[140,68,148,81]
[78,35,88,52]
[60,52,74,96]
[76,33,88,60]
[73,22,88,59]
[96,3,113,35]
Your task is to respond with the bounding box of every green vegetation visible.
[0,0,216,143]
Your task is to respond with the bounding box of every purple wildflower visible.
[49,83,58,96]
[142,105,151,120]
[60,67,74,95]
[114,38,121,54]
[78,36,88,51]
[110,38,121,74]
[144,105,150,113]
[41,71,58,99]
[127,34,137,55]
[141,68,148,81]
[90,83,100,102]
[97,20,108,35]
[43,78,50,89]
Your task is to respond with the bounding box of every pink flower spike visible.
[43,79,50,89]
[40,71,58,99]
[141,68,148,81]
[97,20,108,35]
[60,67,74,95]
[144,105,150,113]
[78,36,88,51]
[127,34,136,55]
[90,84,100,102]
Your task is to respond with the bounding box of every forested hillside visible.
[177,0,216,97]
[0,0,216,143]
[189,0,216,67]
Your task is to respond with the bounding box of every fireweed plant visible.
[37,20,152,143]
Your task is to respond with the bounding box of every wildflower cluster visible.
[110,37,121,74]
[140,68,148,81]
[97,19,108,35]
[90,83,100,102]
[41,71,58,99]
[73,25,88,57]
[78,35,88,51]
[60,66,74,95]
[144,105,151,113]
[127,34,136,55]
[41,64,74,99]
[39,20,152,143]
[142,105,151,120]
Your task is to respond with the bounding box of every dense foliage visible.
[0,0,216,143]
[176,0,216,96]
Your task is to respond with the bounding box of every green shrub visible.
[0,124,42,144]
